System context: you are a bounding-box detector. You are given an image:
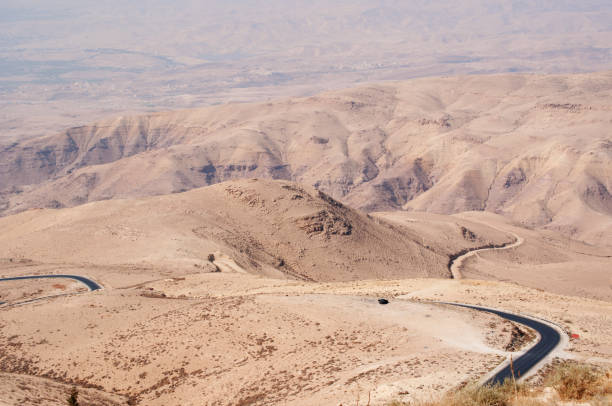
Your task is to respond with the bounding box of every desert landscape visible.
[0,175,610,405]
[1,2,612,406]
[2,72,611,247]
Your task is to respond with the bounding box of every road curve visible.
[439,301,564,385]
[1,274,562,385]
[0,275,102,306]
[450,230,524,279]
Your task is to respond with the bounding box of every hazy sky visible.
[1,1,611,137]
[2,1,611,63]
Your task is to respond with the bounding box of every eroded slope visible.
[0,179,449,282]
[1,73,611,246]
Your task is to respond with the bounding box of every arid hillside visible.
[1,72,611,246]
[3,177,609,300]
[1,179,610,405]
[0,179,457,282]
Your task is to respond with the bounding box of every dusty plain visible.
[0,178,610,405]
[1,269,610,405]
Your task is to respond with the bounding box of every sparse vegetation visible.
[387,362,612,406]
[546,361,612,401]
[207,253,215,262]
[415,381,524,406]
[387,381,526,406]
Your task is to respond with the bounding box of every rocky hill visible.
[1,72,611,246]
[0,179,455,282]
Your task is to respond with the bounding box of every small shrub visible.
[386,363,612,406]
[391,381,525,406]
[207,253,215,262]
[546,362,610,400]
[445,382,515,406]
[393,381,510,406]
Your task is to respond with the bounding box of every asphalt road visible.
[449,230,524,279]
[1,274,561,387]
[442,302,562,385]
[0,274,102,305]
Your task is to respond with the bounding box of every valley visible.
[1,72,611,405]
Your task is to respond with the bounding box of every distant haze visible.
[1,0,611,138]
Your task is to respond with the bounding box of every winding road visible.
[450,230,524,279]
[443,226,565,384]
[0,274,101,306]
[1,272,564,387]
[440,302,564,385]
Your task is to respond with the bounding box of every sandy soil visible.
[0,271,524,406]
[0,372,124,406]
[1,269,609,405]
[250,278,612,370]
